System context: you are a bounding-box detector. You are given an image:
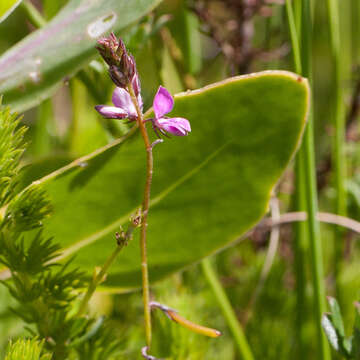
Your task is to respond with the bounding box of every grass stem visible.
[286,0,331,358]
[326,0,347,296]
[75,240,125,318]
[300,1,331,358]
[201,258,254,360]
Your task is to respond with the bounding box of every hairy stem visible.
[127,83,153,349]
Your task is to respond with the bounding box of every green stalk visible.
[326,0,347,297]
[76,240,125,318]
[285,0,301,74]
[20,0,47,28]
[293,0,302,35]
[285,2,307,357]
[201,258,254,360]
[353,0,360,62]
[287,0,330,358]
[300,1,331,358]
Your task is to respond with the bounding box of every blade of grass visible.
[286,1,307,357]
[353,0,360,62]
[287,0,331,358]
[326,0,347,300]
[201,258,254,360]
[300,1,331,358]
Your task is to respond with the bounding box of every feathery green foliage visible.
[0,98,26,209]
[0,102,121,359]
[5,338,52,360]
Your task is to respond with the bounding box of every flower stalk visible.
[95,33,191,353]
[127,82,153,348]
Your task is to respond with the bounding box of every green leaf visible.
[15,71,309,289]
[0,0,22,24]
[0,0,162,112]
[322,314,341,353]
[327,297,346,338]
[323,297,352,357]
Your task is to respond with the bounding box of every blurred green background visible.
[1,0,360,359]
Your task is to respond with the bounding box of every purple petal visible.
[157,117,191,136]
[112,88,137,118]
[153,86,174,119]
[131,74,143,111]
[95,105,128,119]
[132,72,141,97]
[168,117,191,132]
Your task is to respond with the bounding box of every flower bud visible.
[96,33,138,90]
[108,65,128,88]
[96,32,123,67]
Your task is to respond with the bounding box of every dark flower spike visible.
[96,32,123,67]
[97,33,137,90]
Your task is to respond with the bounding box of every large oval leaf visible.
[0,0,161,112]
[20,71,309,289]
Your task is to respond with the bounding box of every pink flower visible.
[151,86,191,137]
[95,85,190,138]
[95,79,142,121]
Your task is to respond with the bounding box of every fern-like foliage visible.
[0,99,52,231]
[5,338,52,360]
[0,102,121,360]
[0,101,26,209]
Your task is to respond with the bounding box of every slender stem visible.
[354,0,360,62]
[326,0,347,297]
[300,1,331,358]
[262,211,360,234]
[201,258,254,360]
[127,84,153,349]
[285,2,307,357]
[20,0,47,28]
[243,198,280,325]
[76,242,125,318]
[285,0,302,74]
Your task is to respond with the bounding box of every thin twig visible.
[75,226,136,318]
[261,211,360,234]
